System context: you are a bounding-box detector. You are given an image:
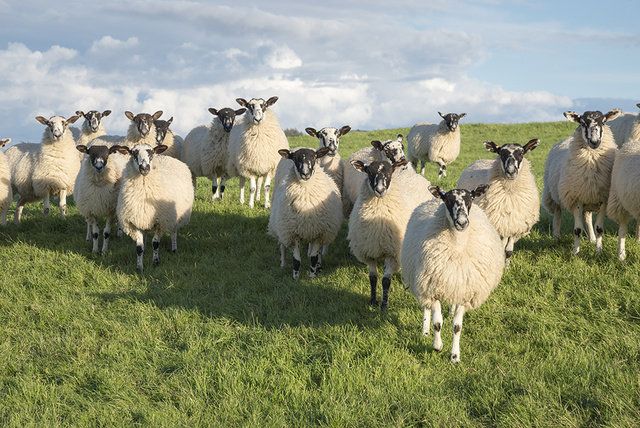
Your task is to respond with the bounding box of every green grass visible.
[1,121,639,426]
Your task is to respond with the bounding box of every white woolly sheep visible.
[542,109,620,255]
[0,138,13,225]
[5,142,39,223]
[342,134,406,216]
[347,158,432,310]
[182,106,246,199]
[72,110,112,147]
[457,138,541,260]
[268,147,343,279]
[114,143,194,273]
[401,185,505,363]
[304,125,351,189]
[154,117,183,159]
[123,110,163,147]
[609,103,640,147]
[227,96,289,209]
[74,144,128,254]
[407,112,466,179]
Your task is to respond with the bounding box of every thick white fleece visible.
[609,112,640,147]
[182,118,230,178]
[0,149,13,221]
[407,121,461,166]
[5,143,39,203]
[32,129,81,197]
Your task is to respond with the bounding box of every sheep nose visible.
[139,164,150,175]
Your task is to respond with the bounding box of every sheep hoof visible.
[380,302,389,312]
[292,271,300,280]
[265,202,271,209]
[369,298,378,307]
[308,271,317,279]
[450,354,460,363]
[43,208,50,215]
[619,253,626,261]
[153,258,160,266]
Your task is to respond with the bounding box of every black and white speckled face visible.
[125,111,163,137]
[351,159,407,198]
[430,185,488,231]
[306,125,351,156]
[564,109,621,148]
[76,144,116,173]
[77,110,111,132]
[278,147,331,181]
[115,143,168,176]
[35,114,79,141]
[209,107,246,133]
[154,117,173,144]
[371,134,406,163]
[237,96,278,125]
[438,112,466,132]
[484,139,539,180]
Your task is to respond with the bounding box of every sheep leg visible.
[248,177,257,209]
[618,221,629,261]
[14,196,25,224]
[308,241,321,278]
[437,162,447,179]
[431,300,443,352]
[292,240,301,280]
[422,307,431,336]
[0,203,7,226]
[419,160,426,176]
[264,173,272,209]
[239,176,246,204]
[212,174,220,200]
[152,233,161,266]
[219,175,227,200]
[317,244,328,271]
[552,208,562,239]
[584,211,596,242]
[450,304,466,363]
[505,236,515,262]
[594,204,606,254]
[59,189,67,217]
[43,192,50,216]
[85,221,91,241]
[90,218,99,254]
[572,205,585,255]
[279,243,286,268]
[133,230,144,273]
[256,176,263,202]
[381,257,396,311]
[102,218,111,255]
[367,261,378,306]
[171,231,177,253]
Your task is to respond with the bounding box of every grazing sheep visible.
[457,139,541,260]
[32,114,81,217]
[74,144,128,254]
[123,110,163,148]
[182,106,246,199]
[407,112,466,179]
[268,147,343,279]
[114,144,194,273]
[227,97,289,209]
[72,110,112,147]
[305,125,351,189]
[542,109,621,255]
[0,138,13,225]
[401,185,505,363]
[347,158,432,310]
[342,135,406,216]
[609,103,640,147]
[154,117,183,159]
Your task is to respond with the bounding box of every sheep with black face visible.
[305,125,351,189]
[123,110,163,148]
[401,185,505,363]
[72,109,112,149]
[153,117,183,159]
[268,147,343,279]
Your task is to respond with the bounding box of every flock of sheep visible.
[1,97,639,363]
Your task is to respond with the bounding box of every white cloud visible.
[89,36,139,54]
[263,45,302,69]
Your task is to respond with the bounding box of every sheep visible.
[72,110,112,147]
[407,112,466,179]
[609,103,640,147]
[304,125,351,189]
[542,109,621,255]
[114,143,194,273]
[154,117,183,159]
[123,110,163,147]
[5,142,39,223]
[347,158,432,310]
[456,138,541,261]
[0,138,13,225]
[267,147,343,279]
[401,185,505,363]
[31,114,82,217]
[227,96,289,209]
[182,106,246,199]
[342,134,406,216]
[74,144,128,254]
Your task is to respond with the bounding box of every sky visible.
[0,0,639,142]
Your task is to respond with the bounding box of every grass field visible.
[1,121,639,426]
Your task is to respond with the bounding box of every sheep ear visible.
[236,98,248,107]
[112,145,130,155]
[429,185,444,200]
[125,111,135,121]
[523,138,540,153]
[76,145,88,154]
[278,149,291,159]
[152,111,163,121]
[604,109,622,123]
[166,117,173,125]
[563,111,580,123]
[305,127,318,137]
[0,138,11,147]
[316,147,331,159]
[265,96,278,108]
[75,110,85,117]
[338,125,351,137]
[350,160,366,173]
[154,144,168,154]
[396,134,403,143]
[102,110,112,117]
[458,113,466,119]
[65,115,80,125]
[371,140,384,151]
[35,116,49,125]
[471,184,489,199]
[392,158,408,171]
[208,108,218,116]
[234,108,246,116]
[438,112,445,119]
[637,103,640,110]
[484,141,500,153]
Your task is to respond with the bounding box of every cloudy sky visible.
[0,0,639,142]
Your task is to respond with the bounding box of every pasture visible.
[0,121,639,426]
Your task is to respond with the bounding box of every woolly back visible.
[125,123,157,148]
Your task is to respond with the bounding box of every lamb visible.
[0,138,13,225]
[74,144,128,254]
[123,110,163,148]
[406,112,466,179]
[608,103,640,147]
[227,96,289,209]
[267,147,343,279]
[114,143,194,273]
[154,117,183,159]
[347,158,432,311]
[342,135,406,216]
[456,138,541,260]
[401,185,505,363]
[182,106,246,199]
[304,125,351,189]
[542,109,621,255]
[72,110,112,147]
[31,114,82,217]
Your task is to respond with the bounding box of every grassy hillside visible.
[1,121,639,426]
